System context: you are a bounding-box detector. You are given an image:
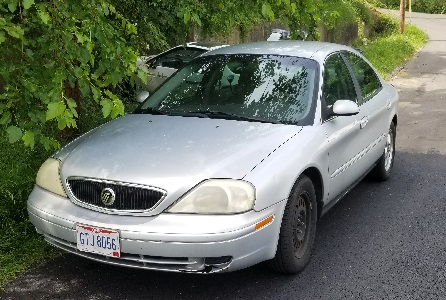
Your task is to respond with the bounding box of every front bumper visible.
[28,186,286,273]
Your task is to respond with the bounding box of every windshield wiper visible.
[186,110,283,124]
[134,108,288,124]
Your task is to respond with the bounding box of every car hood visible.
[58,114,302,199]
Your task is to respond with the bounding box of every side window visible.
[322,54,357,107]
[344,53,382,102]
[150,48,205,69]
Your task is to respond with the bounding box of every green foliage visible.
[373,0,446,14]
[272,0,323,40]
[110,0,325,53]
[0,136,60,285]
[372,13,398,37]
[351,0,375,25]
[320,0,357,29]
[357,24,427,78]
[0,0,142,150]
[411,0,446,14]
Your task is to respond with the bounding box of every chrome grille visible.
[67,178,165,211]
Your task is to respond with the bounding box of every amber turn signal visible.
[255,215,274,230]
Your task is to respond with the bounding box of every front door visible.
[321,53,375,201]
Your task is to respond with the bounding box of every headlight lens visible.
[36,158,67,197]
[167,179,255,214]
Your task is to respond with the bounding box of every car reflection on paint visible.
[28,41,398,274]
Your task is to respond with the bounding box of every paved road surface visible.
[2,11,446,300]
[385,10,446,154]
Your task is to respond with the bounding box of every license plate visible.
[76,224,120,257]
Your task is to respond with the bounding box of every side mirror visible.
[332,100,359,116]
[136,91,150,103]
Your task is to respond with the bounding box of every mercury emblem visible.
[101,187,116,206]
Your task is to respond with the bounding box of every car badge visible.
[101,187,116,206]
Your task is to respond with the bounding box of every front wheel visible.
[371,122,396,181]
[268,175,317,273]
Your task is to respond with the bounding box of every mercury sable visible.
[28,41,398,274]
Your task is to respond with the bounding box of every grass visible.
[0,138,61,286]
[356,23,428,79]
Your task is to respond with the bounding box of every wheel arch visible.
[301,167,324,220]
[392,114,398,127]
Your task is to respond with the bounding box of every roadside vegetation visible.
[0,0,427,286]
[0,138,58,285]
[371,0,446,14]
[356,15,428,78]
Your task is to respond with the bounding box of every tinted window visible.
[344,53,382,102]
[139,54,318,125]
[150,47,206,69]
[322,54,357,107]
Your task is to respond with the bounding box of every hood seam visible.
[242,128,302,179]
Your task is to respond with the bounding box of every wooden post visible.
[400,0,406,33]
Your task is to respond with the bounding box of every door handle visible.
[360,117,368,129]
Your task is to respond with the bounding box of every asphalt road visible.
[2,11,446,300]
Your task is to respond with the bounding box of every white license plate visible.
[76,224,120,257]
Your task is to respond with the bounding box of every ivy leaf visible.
[37,9,50,24]
[110,72,122,85]
[66,98,78,118]
[22,130,35,148]
[80,85,90,97]
[66,97,77,109]
[23,0,34,10]
[0,32,5,44]
[100,98,112,118]
[137,69,148,84]
[8,0,18,12]
[261,3,274,20]
[184,10,191,24]
[110,99,124,119]
[57,117,67,130]
[261,3,270,16]
[75,32,88,44]
[104,90,124,119]
[5,26,24,39]
[192,13,202,27]
[0,111,12,125]
[92,86,101,102]
[102,3,109,16]
[46,101,66,120]
[6,126,22,143]
[41,136,60,151]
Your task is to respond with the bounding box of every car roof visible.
[201,41,359,61]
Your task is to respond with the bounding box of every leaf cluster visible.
[0,0,142,149]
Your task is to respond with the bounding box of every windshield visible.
[137,54,318,125]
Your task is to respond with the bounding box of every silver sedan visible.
[28,41,398,274]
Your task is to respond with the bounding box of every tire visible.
[371,122,396,181]
[268,175,318,273]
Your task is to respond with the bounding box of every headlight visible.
[167,179,255,214]
[36,158,67,197]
